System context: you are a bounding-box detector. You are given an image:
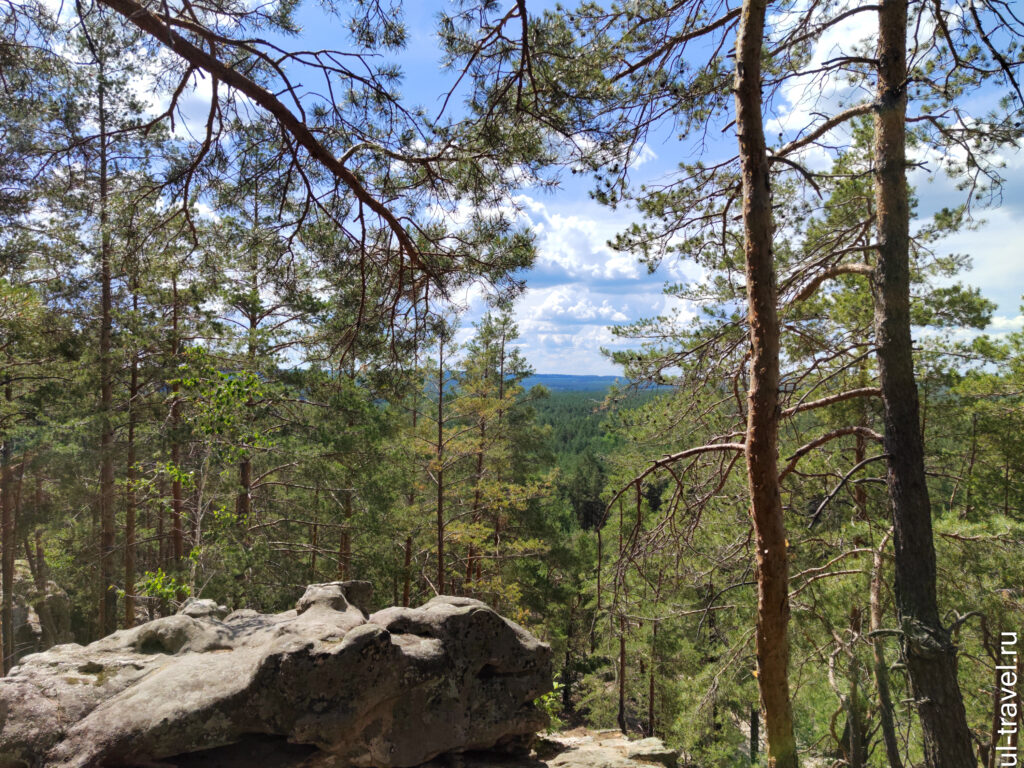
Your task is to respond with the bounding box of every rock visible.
[179,597,230,620]
[0,582,552,768]
[416,729,681,768]
[625,737,678,768]
[541,730,679,768]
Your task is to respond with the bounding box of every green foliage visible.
[138,569,191,603]
[535,677,566,732]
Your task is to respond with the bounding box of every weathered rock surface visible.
[0,582,551,768]
[417,729,681,768]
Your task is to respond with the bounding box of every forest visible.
[0,0,1022,766]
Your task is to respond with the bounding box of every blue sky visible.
[146,1,1024,375]
[385,3,1024,375]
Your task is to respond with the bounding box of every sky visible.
[87,0,1024,376]
[387,3,1024,375]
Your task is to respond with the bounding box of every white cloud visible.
[517,287,630,323]
[925,206,1024,321]
[514,195,644,282]
[765,3,877,151]
[631,143,658,169]
[989,315,1024,332]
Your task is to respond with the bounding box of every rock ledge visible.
[0,582,551,768]
[418,728,681,768]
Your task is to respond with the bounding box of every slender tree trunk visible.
[237,267,258,525]
[236,460,251,521]
[750,705,759,765]
[466,423,486,589]
[97,72,118,637]
[23,537,36,585]
[617,614,627,733]
[845,656,865,768]
[872,3,974,765]
[854,369,869,520]
[169,280,184,579]
[338,491,352,580]
[562,599,576,716]
[1,425,14,673]
[870,533,904,768]
[310,518,318,581]
[34,521,46,588]
[734,0,797,764]
[402,534,412,607]
[157,485,166,570]
[125,295,139,628]
[647,620,657,736]
[1004,459,1010,517]
[436,341,445,593]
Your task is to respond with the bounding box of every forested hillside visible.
[1,1,1023,767]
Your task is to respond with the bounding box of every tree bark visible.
[125,294,139,629]
[97,71,118,637]
[34,522,46,589]
[872,3,974,764]
[1,426,14,673]
[734,0,798,764]
[338,491,352,580]
[169,279,184,576]
[647,620,657,736]
[617,613,627,734]
[309,517,318,581]
[436,341,445,594]
[236,460,251,521]
[870,534,904,768]
[466,424,486,588]
[402,534,412,607]
[750,705,759,765]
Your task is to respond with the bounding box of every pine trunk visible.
[338,491,352,580]
[617,614,627,734]
[169,281,184,578]
[870,535,904,768]
[872,2,974,765]
[97,74,118,637]
[734,0,798,764]
[402,535,412,607]
[236,459,251,521]
[125,295,139,629]
[1,428,14,673]
[436,342,445,594]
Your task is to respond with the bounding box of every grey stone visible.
[415,729,680,768]
[179,597,230,620]
[541,730,680,768]
[625,737,678,768]
[0,582,551,768]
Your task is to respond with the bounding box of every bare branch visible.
[789,263,874,304]
[606,442,746,509]
[781,386,881,419]
[97,0,433,282]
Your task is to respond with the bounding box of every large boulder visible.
[0,582,552,768]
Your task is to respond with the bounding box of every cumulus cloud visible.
[514,195,644,284]
[764,3,877,162]
[453,195,701,375]
[989,315,1024,332]
[521,287,631,323]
